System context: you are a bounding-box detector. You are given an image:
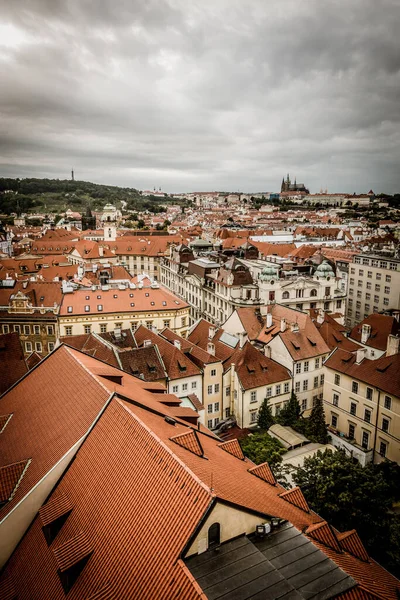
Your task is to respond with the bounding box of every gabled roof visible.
[349,315,400,351]
[160,327,220,367]
[118,345,167,382]
[60,333,120,368]
[324,349,400,398]
[235,307,264,340]
[187,319,237,362]
[227,341,291,389]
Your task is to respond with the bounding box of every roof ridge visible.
[117,400,213,496]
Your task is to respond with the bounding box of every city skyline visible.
[1,0,400,193]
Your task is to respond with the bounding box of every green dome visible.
[315,260,335,278]
[260,265,278,281]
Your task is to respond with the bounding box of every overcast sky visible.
[1,1,399,194]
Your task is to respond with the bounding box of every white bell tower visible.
[102,203,117,242]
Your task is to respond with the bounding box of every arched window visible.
[208,523,220,548]
[310,289,317,297]
[282,291,289,299]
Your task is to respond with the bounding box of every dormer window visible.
[97,305,103,311]
[85,305,90,312]
[162,301,167,306]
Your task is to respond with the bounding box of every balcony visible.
[328,427,373,467]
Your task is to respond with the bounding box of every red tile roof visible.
[53,531,93,572]
[324,349,400,398]
[60,334,120,368]
[279,486,310,512]
[227,341,291,389]
[170,430,204,457]
[0,333,28,394]
[217,439,245,460]
[39,492,73,527]
[0,460,30,503]
[248,462,276,485]
[349,315,400,351]
[338,530,369,562]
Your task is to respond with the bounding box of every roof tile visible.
[170,430,204,457]
[217,439,245,460]
[53,531,93,572]
[248,462,276,485]
[279,486,310,512]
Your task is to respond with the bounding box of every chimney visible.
[174,339,181,350]
[207,341,215,355]
[99,246,104,257]
[386,334,400,357]
[361,324,371,345]
[264,345,271,358]
[266,312,273,328]
[317,309,324,325]
[291,322,299,333]
[280,318,287,332]
[208,326,215,339]
[144,339,152,347]
[355,348,366,364]
[239,332,248,348]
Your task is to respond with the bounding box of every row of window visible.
[332,393,391,431]
[25,341,54,353]
[330,413,388,457]
[295,357,323,374]
[172,381,198,394]
[350,268,392,282]
[294,374,324,393]
[2,324,54,335]
[354,256,398,271]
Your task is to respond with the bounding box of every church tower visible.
[102,203,117,242]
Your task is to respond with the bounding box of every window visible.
[386,275,391,283]
[366,387,373,400]
[364,409,371,423]
[48,342,55,352]
[208,419,213,429]
[304,361,309,372]
[349,288,354,295]
[47,325,54,335]
[384,286,390,294]
[250,411,258,424]
[384,396,391,410]
[314,376,319,388]
[67,306,73,313]
[375,284,380,292]
[331,414,338,428]
[172,385,178,394]
[334,374,340,385]
[65,326,72,336]
[350,268,355,274]
[163,320,171,328]
[320,374,324,385]
[214,402,220,412]
[284,382,290,393]
[250,391,257,403]
[191,381,197,389]
[376,273,382,280]
[295,381,300,393]
[350,402,357,416]
[25,342,33,353]
[358,269,364,276]
[357,280,362,288]
[2,324,9,333]
[84,305,90,312]
[352,381,359,394]
[366,282,371,290]
[310,288,317,297]
[348,423,355,439]
[333,393,339,407]
[365,304,370,312]
[225,408,230,418]
[266,387,272,398]
[84,325,91,334]
[383,298,389,306]
[182,383,188,392]
[379,441,387,457]
[282,291,289,299]
[182,317,187,327]
[208,385,213,395]
[302,380,308,391]
[226,386,231,397]
[275,404,282,415]
[367,271,372,278]
[389,262,397,271]
[276,384,281,395]
[35,342,42,353]
[97,305,103,311]
[14,324,21,333]
[207,403,213,414]
[214,383,220,393]
[382,418,389,433]
[100,324,107,333]
[24,325,30,335]
[315,358,320,369]
[296,363,301,374]
[146,321,153,329]
[211,369,216,377]
[325,287,330,296]
[365,293,371,300]
[336,300,342,309]
[361,431,369,450]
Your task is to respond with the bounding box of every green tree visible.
[257,398,275,430]
[241,432,285,469]
[276,390,300,427]
[292,449,400,578]
[306,396,329,444]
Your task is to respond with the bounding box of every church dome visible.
[314,260,335,278]
[260,265,278,281]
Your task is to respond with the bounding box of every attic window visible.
[130,303,135,307]
[175,300,180,305]
[147,362,156,372]
[53,532,93,594]
[178,361,187,372]
[85,305,90,312]
[97,295,101,299]
[85,296,90,300]
[0,414,12,434]
[376,364,391,373]
[113,294,118,299]
[40,296,44,301]
[291,341,300,350]
[39,493,73,545]
[129,293,134,298]
[67,306,73,313]
[145,293,149,297]
[162,301,167,306]
[246,364,255,373]
[307,337,317,346]
[150,301,155,306]
[97,305,103,311]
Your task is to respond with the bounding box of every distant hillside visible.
[0,177,180,216]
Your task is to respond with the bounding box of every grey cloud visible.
[0,0,399,193]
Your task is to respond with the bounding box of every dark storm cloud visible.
[1,0,399,192]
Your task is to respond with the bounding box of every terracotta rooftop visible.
[349,315,400,351]
[0,333,28,395]
[227,341,291,390]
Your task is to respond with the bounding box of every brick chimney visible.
[266,312,273,328]
[386,334,400,357]
[280,318,287,332]
[174,339,181,351]
[317,309,324,325]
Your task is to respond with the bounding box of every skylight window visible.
[145,293,149,297]
[97,295,101,299]
[85,296,90,300]
[113,294,118,298]
[150,301,155,306]
[97,305,103,311]
[67,306,73,313]
[130,303,135,307]
[162,301,167,306]
[85,305,90,312]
